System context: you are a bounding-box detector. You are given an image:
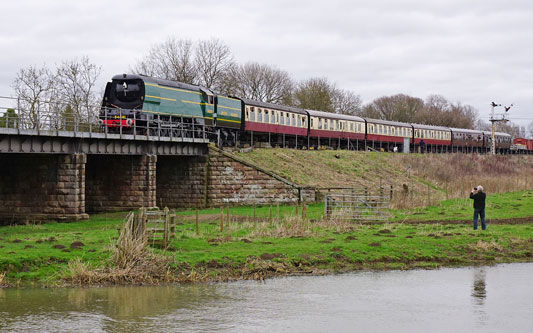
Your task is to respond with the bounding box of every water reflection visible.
[1,264,532,332]
[472,268,487,305]
[471,268,488,326]
[0,284,232,332]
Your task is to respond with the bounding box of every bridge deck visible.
[0,128,209,155]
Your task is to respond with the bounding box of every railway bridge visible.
[0,118,210,223]
[0,108,313,224]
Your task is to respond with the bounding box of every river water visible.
[1,263,532,332]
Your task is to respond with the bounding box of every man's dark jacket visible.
[469,191,486,210]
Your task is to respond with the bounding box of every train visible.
[511,138,533,154]
[100,74,522,154]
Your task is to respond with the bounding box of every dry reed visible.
[390,154,533,209]
[472,240,504,252]
[67,214,174,285]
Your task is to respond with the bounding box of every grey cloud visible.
[1,0,532,126]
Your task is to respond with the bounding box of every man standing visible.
[469,185,486,230]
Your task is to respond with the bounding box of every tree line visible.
[8,56,101,130]
[7,37,533,137]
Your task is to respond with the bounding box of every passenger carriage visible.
[307,110,365,150]
[450,128,484,153]
[365,118,413,152]
[412,124,451,153]
[242,98,308,148]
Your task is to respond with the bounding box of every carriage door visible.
[403,137,410,153]
[200,88,215,126]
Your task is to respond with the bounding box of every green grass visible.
[391,190,533,222]
[1,192,532,286]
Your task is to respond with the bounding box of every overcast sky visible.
[1,0,532,127]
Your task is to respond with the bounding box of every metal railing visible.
[0,96,213,141]
[324,192,390,222]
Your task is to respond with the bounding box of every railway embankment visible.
[231,149,533,208]
[0,151,532,287]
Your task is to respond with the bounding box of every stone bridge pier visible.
[0,153,88,223]
[86,155,157,212]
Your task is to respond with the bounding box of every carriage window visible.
[264,110,269,123]
[292,114,296,126]
[257,109,263,122]
[303,116,307,127]
[297,116,301,127]
[250,108,255,121]
[280,112,284,125]
[271,111,276,124]
[391,127,395,135]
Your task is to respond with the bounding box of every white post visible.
[491,103,496,155]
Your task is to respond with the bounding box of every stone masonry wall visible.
[157,155,206,208]
[206,147,315,206]
[86,154,156,212]
[0,153,88,224]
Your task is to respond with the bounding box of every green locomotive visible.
[100,74,242,141]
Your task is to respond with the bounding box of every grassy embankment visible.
[0,151,532,287]
[232,149,533,208]
[1,190,532,287]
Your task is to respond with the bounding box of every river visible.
[1,263,532,332]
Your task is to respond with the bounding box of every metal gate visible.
[324,192,390,222]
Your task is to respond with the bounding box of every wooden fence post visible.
[220,207,224,232]
[226,206,230,230]
[269,205,273,224]
[427,184,430,205]
[163,207,169,248]
[195,208,199,236]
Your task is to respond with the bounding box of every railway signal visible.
[489,102,511,155]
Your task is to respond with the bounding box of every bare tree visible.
[294,77,336,112]
[131,38,196,84]
[362,94,424,122]
[527,120,533,138]
[195,38,233,89]
[55,56,102,128]
[221,62,293,104]
[11,65,53,129]
[332,90,362,116]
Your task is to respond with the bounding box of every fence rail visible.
[0,97,213,141]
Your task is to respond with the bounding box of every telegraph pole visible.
[489,102,511,155]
